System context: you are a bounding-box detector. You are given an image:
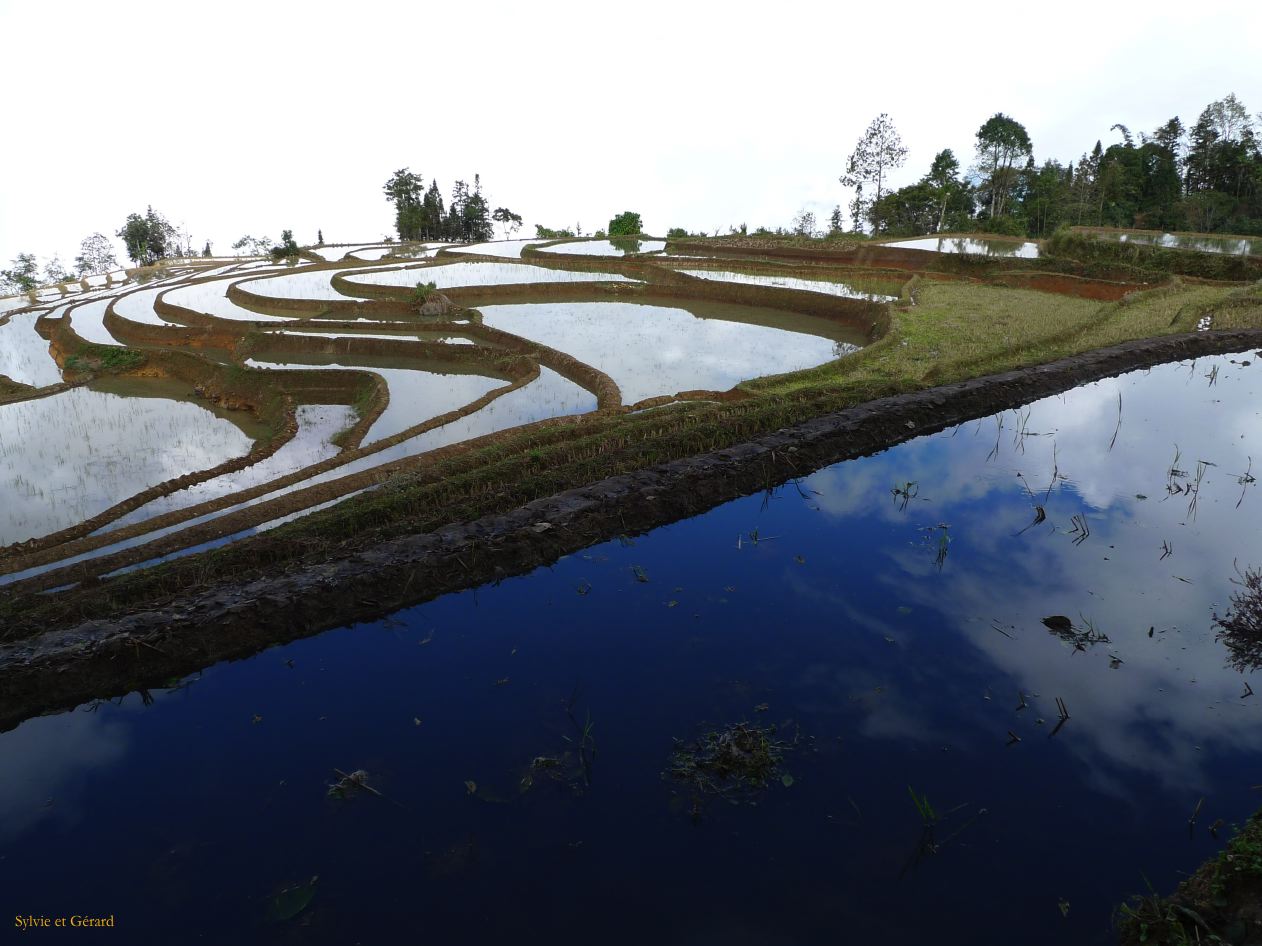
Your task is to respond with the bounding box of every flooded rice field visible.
[538,238,668,256]
[341,261,637,290]
[67,299,119,346]
[102,404,358,531]
[454,239,548,258]
[4,352,1260,943]
[0,311,63,387]
[163,277,300,321]
[245,356,509,443]
[480,299,859,403]
[881,236,1042,258]
[0,381,257,544]
[676,268,900,301]
[1095,229,1262,256]
[0,246,885,579]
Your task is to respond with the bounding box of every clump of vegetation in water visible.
[1214,563,1262,672]
[1118,809,1262,945]
[411,280,439,309]
[666,721,789,815]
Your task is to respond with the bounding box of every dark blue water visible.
[4,353,1262,944]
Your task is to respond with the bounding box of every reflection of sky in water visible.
[342,261,635,290]
[454,239,548,258]
[537,239,668,256]
[482,300,844,402]
[163,278,296,322]
[309,244,388,261]
[104,404,358,530]
[676,268,897,301]
[1109,231,1262,256]
[0,387,255,545]
[69,298,124,346]
[3,353,1262,944]
[4,370,597,584]
[881,236,1041,258]
[0,311,62,386]
[243,358,508,444]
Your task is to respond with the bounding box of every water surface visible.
[480,299,859,402]
[538,238,668,256]
[880,236,1041,258]
[1099,230,1262,256]
[342,261,637,290]
[0,381,257,545]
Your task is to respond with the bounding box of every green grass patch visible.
[64,344,147,374]
[1119,809,1262,945]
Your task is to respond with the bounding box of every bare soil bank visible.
[1,329,1260,732]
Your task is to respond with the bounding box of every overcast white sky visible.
[1,0,1258,268]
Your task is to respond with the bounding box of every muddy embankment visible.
[2,329,1261,732]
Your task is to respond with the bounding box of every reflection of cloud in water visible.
[802,355,1262,795]
[0,710,128,844]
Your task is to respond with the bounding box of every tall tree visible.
[43,256,72,285]
[116,206,176,265]
[73,233,118,276]
[608,211,642,236]
[974,113,1032,220]
[839,113,908,233]
[421,181,445,239]
[492,207,523,240]
[923,149,964,233]
[461,175,494,242]
[383,168,425,240]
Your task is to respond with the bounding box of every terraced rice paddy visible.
[341,261,637,289]
[454,239,548,257]
[1,237,886,585]
[538,238,668,255]
[675,268,899,300]
[0,312,64,386]
[0,383,256,544]
[1090,228,1262,256]
[479,299,853,403]
[880,236,1041,257]
[4,222,1262,946]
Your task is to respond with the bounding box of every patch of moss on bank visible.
[1119,810,1262,945]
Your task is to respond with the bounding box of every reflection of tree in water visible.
[609,237,642,255]
[1214,564,1262,672]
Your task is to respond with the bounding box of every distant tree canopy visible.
[974,112,1032,221]
[270,229,300,261]
[43,256,72,285]
[535,225,576,239]
[116,206,178,265]
[838,93,1262,239]
[1,253,39,293]
[608,211,642,236]
[383,169,498,242]
[232,235,273,256]
[74,233,118,276]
